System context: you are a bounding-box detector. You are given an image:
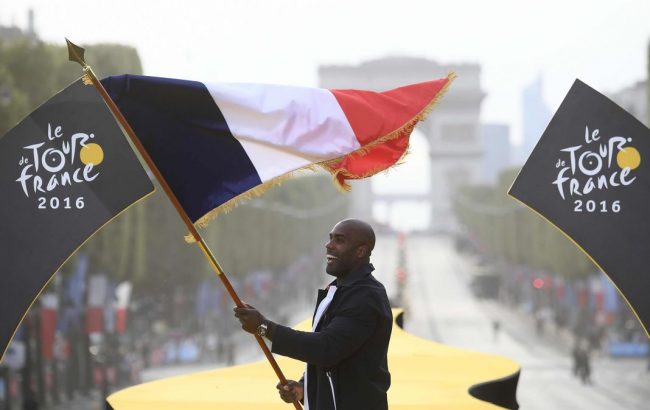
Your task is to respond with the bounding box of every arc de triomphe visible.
[319,57,485,233]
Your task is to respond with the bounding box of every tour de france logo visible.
[15,122,104,210]
[552,125,640,213]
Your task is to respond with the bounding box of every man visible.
[234,219,392,409]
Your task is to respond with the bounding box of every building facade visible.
[481,123,511,185]
[519,76,552,164]
[0,9,37,41]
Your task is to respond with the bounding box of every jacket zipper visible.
[326,371,337,410]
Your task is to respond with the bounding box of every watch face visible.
[257,324,267,337]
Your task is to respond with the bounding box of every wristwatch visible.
[257,321,269,337]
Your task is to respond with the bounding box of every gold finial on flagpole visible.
[66,38,86,66]
[66,38,93,85]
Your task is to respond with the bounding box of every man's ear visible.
[356,245,369,259]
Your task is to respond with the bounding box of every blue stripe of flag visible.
[102,75,262,222]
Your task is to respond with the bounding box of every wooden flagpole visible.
[66,39,302,410]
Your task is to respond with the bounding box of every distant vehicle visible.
[470,270,501,299]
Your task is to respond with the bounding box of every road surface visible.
[372,234,649,410]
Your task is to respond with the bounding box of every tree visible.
[453,167,596,280]
[0,64,29,136]
[0,39,143,135]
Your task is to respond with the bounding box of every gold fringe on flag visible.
[82,73,94,85]
[184,166,318,242]
[320,71,456,191]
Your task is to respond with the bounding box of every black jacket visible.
[272,263,392,410]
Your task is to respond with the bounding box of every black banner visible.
[509,79,650,334]
[0,79,154,359]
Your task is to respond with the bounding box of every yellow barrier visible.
[108,310,520,409]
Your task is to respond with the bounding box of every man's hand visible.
[276,380,304,403]
[233,304,266,334]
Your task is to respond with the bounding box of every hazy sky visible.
[2,0,650,229]
[3,0,650,143]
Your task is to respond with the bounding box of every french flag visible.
[102,74,453,229]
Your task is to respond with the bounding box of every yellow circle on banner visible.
[617,146,641,170]
[80,143,104,166]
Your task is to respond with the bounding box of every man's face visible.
[325,222,364,277]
